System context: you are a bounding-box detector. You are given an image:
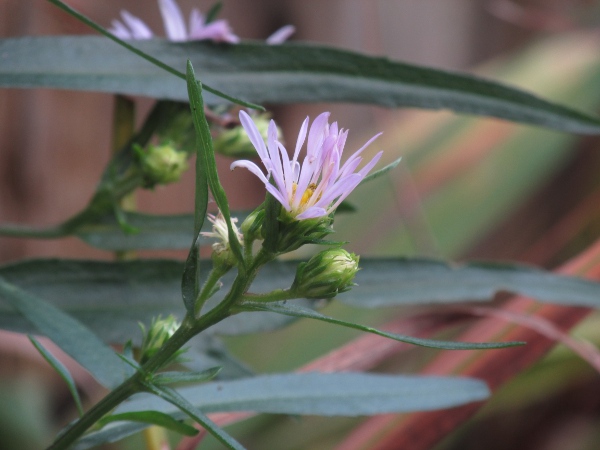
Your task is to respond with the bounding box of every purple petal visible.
[120,11,154,39]
[239,111,269,164]
[190,20,240,43]
[266,25,295,44]
[230,160,269,185]
[109,20,133,40]
[188,8,205,36]
[296,207,327,220]
[293,117,309,163]
[158,0,188,41]
[307,112,330,158]
[357,150,383,178]
[265,182,291,211]
[340,132,382,174]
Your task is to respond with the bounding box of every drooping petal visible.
[120,11,154,39]
[230,160,269,185]
[158,0,188,41]
[190,20,240,43]
[265,25,295,44]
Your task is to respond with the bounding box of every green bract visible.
[292,248,360,299]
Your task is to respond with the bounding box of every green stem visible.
[47,314,220,450]
[194,267,228,317]
[0,224,68,239]
[242,289,294,303]
[47,248,275,449]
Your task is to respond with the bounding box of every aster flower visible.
[110,0,293,44]
[201,212,242,253]
[231,111,383,220]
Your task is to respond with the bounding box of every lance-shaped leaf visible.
[186,61,244,266]
[1,258,600,344]
[2,37,600,133]
[339,258,600,308]
[0,277,133,389]
[73,372,489,449]
[97,411,199,437]
[28,335,84,416]
[237,301,522,350]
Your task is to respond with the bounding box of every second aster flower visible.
[231,111,383,220]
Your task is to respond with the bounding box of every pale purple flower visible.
[231,111,383,220]
[110,0,293,44]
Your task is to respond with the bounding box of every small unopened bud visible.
[292,248,359,299]
[214,113,278,158]
[140,315,180,363]
[138,143,189,187]
[240,209,264,243]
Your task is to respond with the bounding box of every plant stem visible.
[242,289,293,303]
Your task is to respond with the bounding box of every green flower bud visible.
[138,143,189,187]
[139,315,180,363]
[214,113,278,158]
[292,248,359,299]
[240,209,264,244]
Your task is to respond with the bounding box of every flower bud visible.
[292,248,359,299]
[139,315,180,363]
[213,113,278,158]
[138,143,189,187]
[240,208,264,243]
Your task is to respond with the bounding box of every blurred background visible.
[2,0,600,449]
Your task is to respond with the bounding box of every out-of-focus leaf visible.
[0,278,133,389]
[336,32,600,257]
[1,258,599,344]
[74,372,489,449]
[77,213,195,251]
[339,258,600,308]
[153,367,222,385]
[97,411,199,437]
[2,37,600,133]
[0,259,301,342]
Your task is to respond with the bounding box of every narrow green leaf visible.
[47,0,263,110]
[28,335,84,417]
[186,61,245,266]
[181,235,201,314]
[359,157,402,185]
[339,258,600,308]
[238,301,523,350]
[97,411,199,437]
[145,383,245,450]
[74,372,489,448]
[0,277,133,388]
[153,367,222,385]
[3,36,600,133]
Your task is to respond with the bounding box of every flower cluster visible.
[231,111,383,220]
[110,0,294,44]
